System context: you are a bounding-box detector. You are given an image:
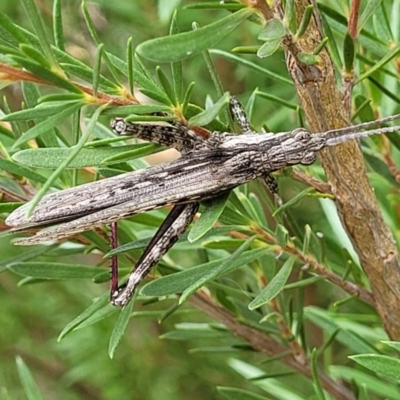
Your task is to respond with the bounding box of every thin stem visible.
[189,292,355,400]
[348,0,361,39]
[110,222,119,297]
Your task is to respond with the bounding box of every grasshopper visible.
[6,97,400,306]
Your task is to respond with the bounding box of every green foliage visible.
[0,1,400,400]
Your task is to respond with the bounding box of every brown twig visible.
[252,227,376,307]
[0,62,137,106]
[348,0,361,39]
[251,0,274,20]
[290,169,333,195]
[189,292,355,400]
[281,0,400,339]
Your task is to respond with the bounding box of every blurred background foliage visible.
[0,0,400,399]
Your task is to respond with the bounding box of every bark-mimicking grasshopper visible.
[6,97,400,306]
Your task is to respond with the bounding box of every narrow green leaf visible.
[313,37,329,55]
[38,94,86,104]
[188,92,230,127]
[11,56,82,94]
[330,366,400,399]
[0,43,21,56]
[92,43,104,97]
[162,329,229,341]
[20,44,51,68]
[358,0,383,33]
[101,144,161,164]
[255,90,298,110]
[275,224,289,246]
[81,1,101,45]
[302,224,312,254]
[202,238,247,250]
[8,262,102,279]
[217,387,272,400]
[201,44,228,124]
[0,158,47,182]
[368,76,400,104]
[182,82,195,115]
[352,95,374,122]
[284,0,297,33]
[284,276,322,290]
[137,8,255,62]
[248,257,296,310]
[81,2,121,84]
[231,45,258,54]
[60,63,117,90]
[350,354,400,381]
[156,66,177,105]
[52,0,65,51]
[273,187,314,216]
[106,52,128,76]
[132,68,170,105]
[188,192,231,242]
[356,45,400,84]
[170,11,183,103]
[319,3,387,57]
[108,298,135,359]
[210,49,292,85]
[141,248,270,297]
[256,39,281,58]
[311,348,326,399]
[382,341,400,351]
[20,82,59,148]
[321,15,342,69]
[372,3,393,43]
[183,3,244,11]
[12,143,157,168]
[294,5,313,39]
[0,202,25,214]
[237,192,262,223]
[107,225,244,257]
[2,100,83,121]
[74,304,117,330]
[12,101,83,148]
[126,37,134,95]
[229,360,304,398]
[58,292,110,340]
[103,105,171,116]
[21,0,56,66]
[0,246,55,273]
[179,236,257,304]
[305,307,378,353]
[343,32,355,74]
[0,12,29,45]
[16,357,44,400]
[258,18,285,41]
[139,89,173,105]
[297,52,320,65]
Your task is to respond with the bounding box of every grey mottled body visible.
[6,97,400,306]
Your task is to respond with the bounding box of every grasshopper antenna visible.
[320,113,400,146]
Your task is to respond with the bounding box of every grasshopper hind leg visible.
[110,202,199,307]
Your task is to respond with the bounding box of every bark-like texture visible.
[284,0,400,339]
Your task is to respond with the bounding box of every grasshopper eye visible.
[111,118,127,135]
[293,129,311,142]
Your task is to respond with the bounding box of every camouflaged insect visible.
[6,97,400,306]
